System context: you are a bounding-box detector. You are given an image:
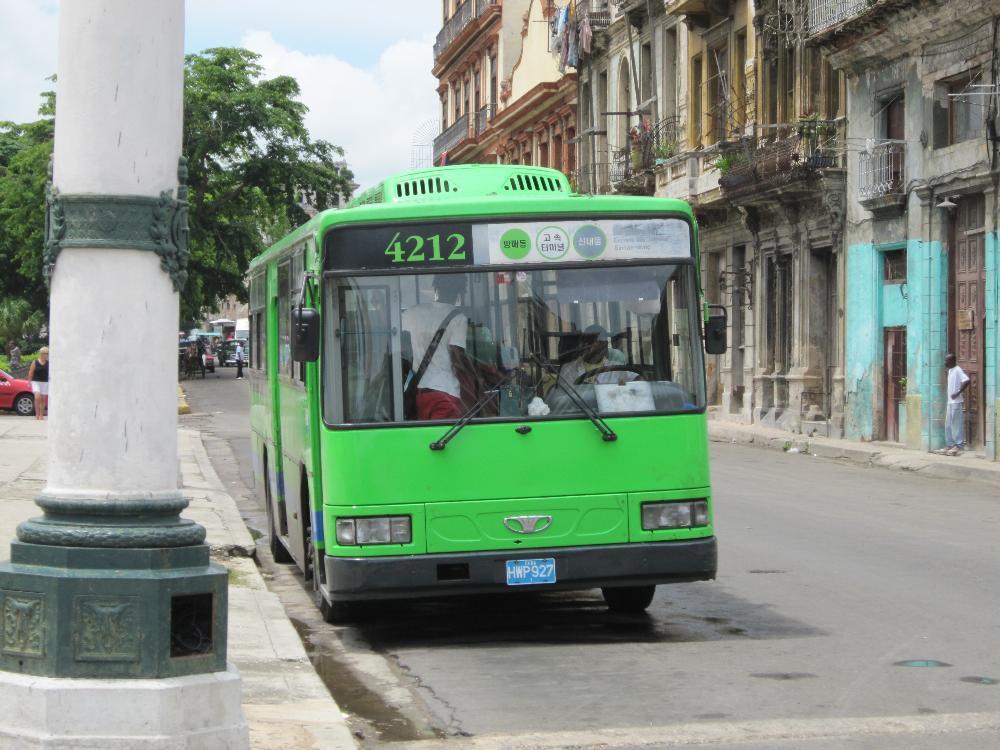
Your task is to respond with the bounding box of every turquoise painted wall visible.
[845,243,878,440]
[913,240,948,451]
[986,232,998,460]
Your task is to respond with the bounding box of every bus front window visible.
[323,263,705,426]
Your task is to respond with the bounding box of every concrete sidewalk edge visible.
[708,421,1000,487]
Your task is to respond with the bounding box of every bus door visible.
[272,250,311,568]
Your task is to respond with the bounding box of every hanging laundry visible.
[567,21,579,68]
[580,16,592,56]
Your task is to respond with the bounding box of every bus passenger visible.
[402,275,469,421]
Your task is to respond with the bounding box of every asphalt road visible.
[181,373,1000,749]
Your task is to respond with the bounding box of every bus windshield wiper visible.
[528,354,617,443]
[429,369,518,451]
[551,375,618,443]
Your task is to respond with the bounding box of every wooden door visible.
[950,195,986,447]
[884,327,906,442]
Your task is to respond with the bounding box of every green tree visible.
[0,53,354,323]
[0,298,45,348]
[182,48,353,319]
[0,88,55,313]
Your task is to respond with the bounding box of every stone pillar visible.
[0,1,247,746]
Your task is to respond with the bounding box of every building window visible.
[879,90,905,141]
[935,69,983,148]
[708,44,729,144]
[883,249,906,283]
[640,42,653,109]
[735,31,747,130]
[691,55,703,145]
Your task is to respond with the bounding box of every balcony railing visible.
[718,120,844,197]
[433,113,470,162]
[574,162,611,194]
[609,117,681,188]
[858,139,905,202]
[575,0,611,31]
[434,0,498,61]
[475,104,494,136]
[807,0,876,35]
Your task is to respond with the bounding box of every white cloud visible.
[0,1,57,123]
[242,29,439,192]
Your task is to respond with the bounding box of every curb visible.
[177,385,190,415]
[708,423,1000,487]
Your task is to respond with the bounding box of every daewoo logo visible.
[503,515,552,534]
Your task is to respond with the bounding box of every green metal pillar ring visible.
[16,493,205,548]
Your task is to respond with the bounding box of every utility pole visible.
[0,1,247,746]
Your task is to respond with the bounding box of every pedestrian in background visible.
[7,340,21,371]
[944,352,970,456]
[27,346,49,420]
[235,341,245,380]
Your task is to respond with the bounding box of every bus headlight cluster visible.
[641,501,709,530]
[335,516,412,545]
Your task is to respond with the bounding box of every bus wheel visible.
[601,585,656,614]
[263,454,292,564]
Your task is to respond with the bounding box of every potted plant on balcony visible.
[653,141,676,165]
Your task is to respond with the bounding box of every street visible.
[182,371,1000,749]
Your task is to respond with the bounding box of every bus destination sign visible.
[325,217,691,271]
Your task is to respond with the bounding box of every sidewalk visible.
[708,418,1000,487]
[0,416,358,750]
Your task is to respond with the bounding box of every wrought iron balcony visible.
[858,139,905,204]
[574,162,612,194]
[433,113,471,162]
[807,0,876,35]
[576,0,611,31]
[719,120,844,198]
[609,116,682,191]
[434,0,498,62]
[475,104,494,136]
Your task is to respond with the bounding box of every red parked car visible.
[0,368,35,416]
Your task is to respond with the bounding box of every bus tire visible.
[263,452,293,564]
[601,585,656,613]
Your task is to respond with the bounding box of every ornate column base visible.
[0,542,227,679]
[0,663,246,749]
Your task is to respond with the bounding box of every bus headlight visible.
[335,516,412,545]
[641,501,709,530]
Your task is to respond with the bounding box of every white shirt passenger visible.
[402,302,468,399]
[235,343,244,362]
[947,364,970,404]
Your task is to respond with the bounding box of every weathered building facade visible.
[627,0,849,435]
[432,0,578,175]
[811,0,1000,459]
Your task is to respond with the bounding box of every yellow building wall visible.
[507,0,564,103]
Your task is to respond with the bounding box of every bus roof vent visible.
[394,175,458,200]
[503,171,566,194]
[347,183,385,208]
[346,166,571,208]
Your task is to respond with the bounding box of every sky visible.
[0,1,440,192]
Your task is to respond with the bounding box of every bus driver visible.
[402,274,470,421]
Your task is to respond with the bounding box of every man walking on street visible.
[944,353,970,456]
[235,341,244,380]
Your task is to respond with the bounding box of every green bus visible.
[248,164,724,622]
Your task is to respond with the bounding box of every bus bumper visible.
[323,538,717,601]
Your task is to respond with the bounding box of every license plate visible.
[505,558,556,586]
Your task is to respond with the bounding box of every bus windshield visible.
[323,263,705,426]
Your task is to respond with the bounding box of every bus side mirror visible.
[292,308,320,362]
[704,305,727,355]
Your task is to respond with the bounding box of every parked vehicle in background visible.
[220,339,249,367]
[0,368,36,416]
